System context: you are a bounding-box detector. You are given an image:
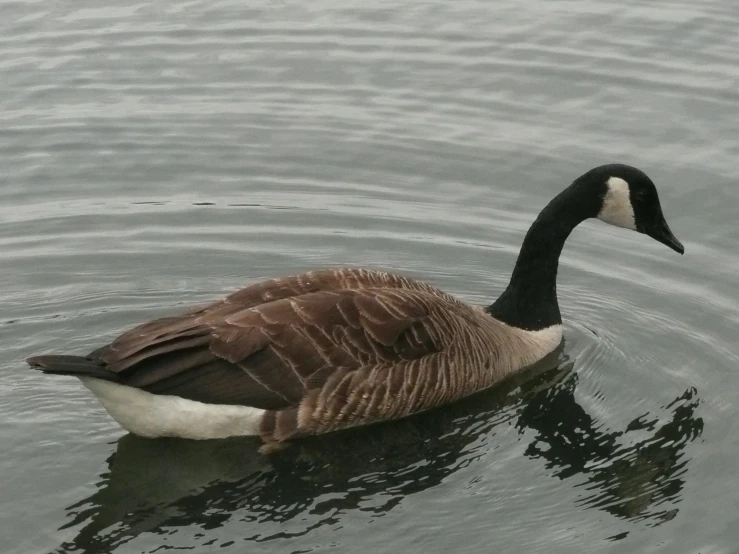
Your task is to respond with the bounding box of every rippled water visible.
[2,1,738,553]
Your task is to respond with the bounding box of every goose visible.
[27,164,684,452]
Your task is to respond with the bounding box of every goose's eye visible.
[634,189,648,201]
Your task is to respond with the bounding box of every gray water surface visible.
[1,1,738,553]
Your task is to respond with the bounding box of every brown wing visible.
[93,269,448,410]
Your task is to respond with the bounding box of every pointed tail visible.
[27,355,121,383]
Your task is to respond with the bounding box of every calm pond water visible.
[1,0,738,553]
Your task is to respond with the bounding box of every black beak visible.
[645,219,684,255]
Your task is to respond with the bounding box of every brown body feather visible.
[28,268,560,444]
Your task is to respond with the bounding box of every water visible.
[1,0,738,552]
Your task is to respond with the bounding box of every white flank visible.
[598,176,636,230]
[80,377,265,439]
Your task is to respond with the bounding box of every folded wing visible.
[93,270,450,410]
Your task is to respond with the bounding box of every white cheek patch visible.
[597,176,636,230]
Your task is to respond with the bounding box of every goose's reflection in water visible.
[54,349,703,553]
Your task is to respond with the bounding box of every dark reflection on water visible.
[53,351,702,554]
[518,377,702,529]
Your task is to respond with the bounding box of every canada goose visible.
[27,164,684,451]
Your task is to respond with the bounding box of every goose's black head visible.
[487,163,683,330]
[573,164,684,254]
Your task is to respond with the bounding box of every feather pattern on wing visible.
[32,268,562,442]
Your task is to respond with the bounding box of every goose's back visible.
[90,268,559,441]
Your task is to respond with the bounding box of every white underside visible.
[80,377,265,439]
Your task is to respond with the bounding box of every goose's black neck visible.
[487,182,600,331]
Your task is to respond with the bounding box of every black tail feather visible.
[26,355,121,383]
